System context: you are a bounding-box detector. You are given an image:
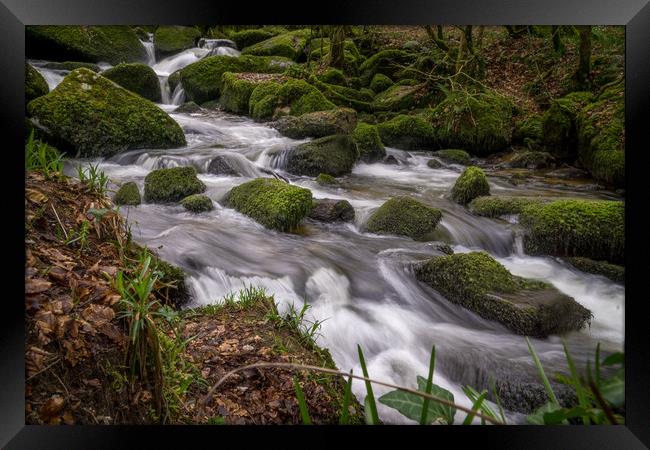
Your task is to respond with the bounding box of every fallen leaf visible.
[39,395,65,421]
[26,278,52,294]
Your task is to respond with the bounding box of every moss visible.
[433,149,471,165]
[174,101,202,113]
[27,68,185,158]
[248,81,282,120]
[576,82,624,187]
[241,29,311,61]
[371,83,433,112]
[427,158,443,169]
[351,122,386,163]
[318,68,347,86]
[102,63,162,102]
[308,198,355,222]
[358,50,416,85]
[168,71,181,92]
[309,77,374,113]
[153,26,201,57]
[308,41,361,75]
[369,73,393,93]
[376,114,435,150]
[513,114,543,144]
[113,181,141,206]
[415,252,592,337]
[272,108,357,139]
[277,79,336,116]
[219,72,258,115]
[507,151,555,169]
[468,195,551,218]
[425,89,514,155]
[519,199,624,264]
[563,257,624,283]
[541,91,593,159]
[451,166,490,205]
[26,26,147,65]
[179,55,291,104]
[181,194,214,213]
[366,196,442,241]
[224,178,313,232]
[26,63,49,105]
[231,29,275,50]
[152,257,190,308]
[144,167,206,203]
[316,173,337,185]
[42,61,101,72]
[287,134,359,177]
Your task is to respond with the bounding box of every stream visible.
[30,39,625,425]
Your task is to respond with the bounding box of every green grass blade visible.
[339,370,354,425]
[525,337,559,406]
[595,342,601,386]
[293,377,312,425]
[462,391,488,425]
[488,376,507,424]
[358,344,380,425]
[562,339,589,424]
[419,345,436,425]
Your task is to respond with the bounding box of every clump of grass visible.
[25,130,65,179]
[77,163,110,195]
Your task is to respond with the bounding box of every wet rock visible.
[451,166,490,205]
[271,108,357,139]
[383,155,399,165]
[366,196,442,241]
[287,134,359,177]
[175,101,203,114]
[308,198,355,223]
[506,151,555,170]
[144,167,206,203]
[181,194,214,213]
[113,182,141,206]
[208,155,239,176]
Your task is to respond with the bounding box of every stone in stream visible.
[174,101,203,114]
[433,149,471,166]
[181,194,214,213]
[451,166,490,205]
[27,68,186,158]
[505,151,555,170]
[414,252,593,337]
[426,158,444,169]
[286,134,359,177]
[468,195,552,218]
[352,122,386,163]
[144,167,206,203]
[383,155,399,165]
[315,173,338,186]
[207,155,240,176]
[271,108,358,139]
[25,63,48,105]
[113,181,141,206]
[241,29,311,61]
[376,114,435,150]
[366,196,442,241]
[308,199,355,223]
[153,25,202,59]
[562,257,625,284]
[102,63,162,103]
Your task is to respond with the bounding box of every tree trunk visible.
[552,25,564,53]
[576,25,592,87]
[329,26,345,69]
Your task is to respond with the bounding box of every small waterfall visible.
[171,84,186,105]
[513,233,525,256]
[198,38,241,58]
[159,75,171,104]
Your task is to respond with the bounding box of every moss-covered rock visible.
[27,68,186,157]
[154,26,201,58]
[513,114,543,144]
[351,122,386,163]
[451,166,490,205]
[242,29,311,61]
[152,256,190,308]
[519,199,624,264]
[318,68,347,86]
[316,173,337,185]
[369,73,393,93]
[272,108,357,139]
[376,114,435,150]
[181,194,214,213]
[541,91,593,159]
[563,257,624,283]
[178,55,292,104]
[26,63,49,105]
[248,81,283,120]
[224,178,313,231]
[101,63,162,102]
[287,134,359,177]
[26,26,147,65]
[468,195,552,218]
[426,89,514,155]
[308,198,355,222]
[42,61,101,72]
[220,72,285,115]
[433,149,471,165]
[231,29,275,50]
[371,83,433,111]
[309,78,374,112]
[113,181,141,206]
[144,167,206,203]
[415,252,592,337]
[174,101,202,113]
[358,50,416,86]
[366,196,442,240]
[576,82,624,187]
[427,158,443,169]
[506,151,555,169]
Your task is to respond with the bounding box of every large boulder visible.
[224,178,313,232]
[271,108,357,139]
[26,63,48,105]
[154,26,202,58]
[433,149,471,165]
[358,50,417,86]
[415,252,593,337]
[366,196,442,240]
[519,199,624,264]
[26,68,186,157]
[241,29,311,61]
[369,73,393,93]
[308,198,355,223]
[376,114,435,150]
[113,181,141,206]
[286,134,359,177]
[451,166,490,205]
[352,123,386,163]
[541,91,593,159]
[144,167,206,203]
[220,72,285,115]
[468,195,551,218]
[371,82,432,111]
[207,155,239,176]
[26,26,147,65]
[230,29,275,50]
[310,78,374,113]
[102,63,162,102]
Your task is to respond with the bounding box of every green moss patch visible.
[102,63,162,102]
[506,151,555,169]
[468,195,551,218]
[366,196,442,240]
[358,50,416,86]
[154,26,201,57]
[433,149,471,165]
[272,108,357,139]
[370,73,393,93]
[371,83,432,112]
[113,181,141,206]
[287,134,359,177]
[541,91,593,159]
[563,257,624,283]
[318,68,347,86]
[241,29,311,60]
[144,167,206,203]
[316,173,337,185]
[42,61,101,72]
[376,114,435,150]
[513,114,543,144]
[224,178,313,232]
[26,63,49,105]
[181,194,214,213]
[230,29,275,50]
[220,72,285,115]
[451,166,490,205]
[352,122,386,163]
[415,251,592,337]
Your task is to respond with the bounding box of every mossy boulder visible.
[26,63,49,105]
[541,91,593,159]
[181,194,214,213]
[26,69,186,157]
[174,101,202,113]
[231,29,275,50]
[287,134,359,177]
[366,196,442,240]
[513,114,543,145]
[154,26,202,58]
[427,158,443,169]
[563,257,624,283]
[351,122,386,163]
[113,181,141,206]
[224,178,313,232]
[451,166,490,205]
[309,78,374,113]
[468,195,551,218]
[102,63,162,102]
[415,252,592,337]
[358,50,416,86]
[371,83,432,112]
[316,173,337,185]
[519,199,624,264]
[576,82,624,187]
[248,78,337,121]
[370,73,393,93]
[42,61,101,72]
[376,114,435,150]
[178,55,292,104]
[433,149,471,165]
[271,108,357,139]
[242,29,311,61]
[506,151,555,169]
[220,72,285,115]
[152,256,190,308]
[308,198,355,222]
[26,26,147,65]
[144,167,206,203]
[318,68,347,86]
[426,90,514,155]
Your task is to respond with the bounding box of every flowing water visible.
[32,44,624,424]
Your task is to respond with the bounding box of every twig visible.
[589,380,619,424]
[51,204,68,241]
[26,357,61,382]
[200,361,504,425]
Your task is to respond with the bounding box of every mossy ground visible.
[102,63,162,102]
[541,91,593,159]
[451,166,490,205]
[287,135,359,177]
[369,73,393,93]
[366,196,442,240]
[144,167,206,203]
[26,63,49,105]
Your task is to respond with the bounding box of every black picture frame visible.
[2,0,648,447]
